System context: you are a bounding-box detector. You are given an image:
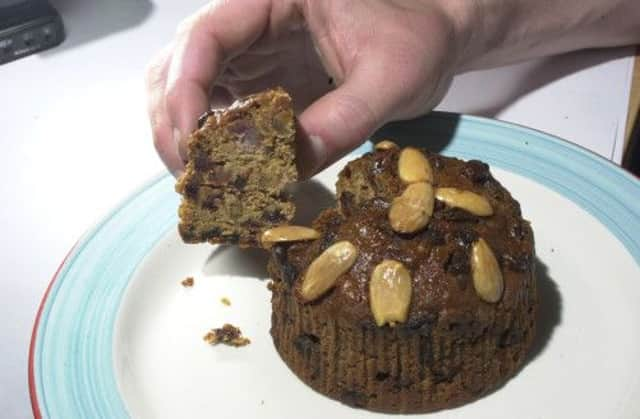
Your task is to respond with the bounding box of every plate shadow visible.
[526,257,562,363]
[288,179,335,226]
[465,257,561,405]
[202,245,270,279]
[370,113,461,153]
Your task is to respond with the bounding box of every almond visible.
[389,182,434,233]
[471,238,504,303]
[435,187,493,216]
[398,147,433,184]
[369,260,412,326]
[260,226,321,249]
[375,140,399,150]
[300,241,358,301]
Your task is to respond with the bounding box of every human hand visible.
[147,0,640,178]
[146,0,471,177]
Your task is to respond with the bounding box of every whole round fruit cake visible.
[265,142,537,413]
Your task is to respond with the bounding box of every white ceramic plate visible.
[30,113,640,418]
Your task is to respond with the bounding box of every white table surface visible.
[0,1,635,417]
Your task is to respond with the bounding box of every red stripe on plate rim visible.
[28,244,77,419]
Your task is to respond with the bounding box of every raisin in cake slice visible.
[176,87,297,247]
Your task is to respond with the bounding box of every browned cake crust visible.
[176,87,298,247]
[268,147,537,413]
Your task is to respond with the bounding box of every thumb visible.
[296,56,410,178]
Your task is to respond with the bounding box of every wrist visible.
[440,0,640,72]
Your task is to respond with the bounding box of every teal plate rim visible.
[29,112,640,418]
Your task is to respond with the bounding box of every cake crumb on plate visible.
[203,324,250,347]
[220,297,231,306]
[181,276,194,287]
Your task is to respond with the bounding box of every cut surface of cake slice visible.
[176,87,297,247]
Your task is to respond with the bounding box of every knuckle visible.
[164,80,182,114]
[175,2,220,41]
[175,16,195,37]
[145,60,163,87]
[145,46,172,88]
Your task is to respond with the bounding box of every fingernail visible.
[173,127,181,145]
[173,169,185,179]
[304,134,327,178]
[174,128,188,163]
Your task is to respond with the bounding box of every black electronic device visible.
[0,0,64,65]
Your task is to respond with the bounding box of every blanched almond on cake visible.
[389,182,434,233]
[375,140,399,150]
[300,241,358,302]
[369,260,412,326]
[471,238,504,303]
[435,187,493,216]
[398,147,433,184]
[260,226,321,249]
